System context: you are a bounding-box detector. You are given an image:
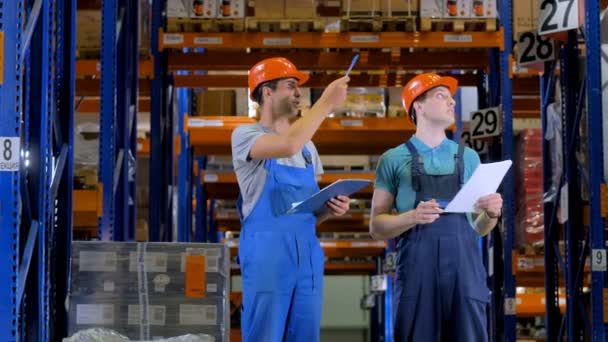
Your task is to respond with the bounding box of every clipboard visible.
[287,178,372,215]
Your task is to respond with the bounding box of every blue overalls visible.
[238,147,324,342]
[394,140,489,342]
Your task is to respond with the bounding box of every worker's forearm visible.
[370,211,417,240]
[474,212,498,236]
[285,99,332,152]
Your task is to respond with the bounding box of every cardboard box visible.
[513,0,539,37]
[166,0,189,18]
[444,0,471,18]
[380,0,418,16]
[421,0,470,18]
[420,0,442,18]
[77,10,101,49]
[136,220,149,242]
[77,2,150,52]
[196,90,236,116]
[342,0,381,16]
[191,0,217,18]
[285,0,318,18]
[470,0,497,18]
[253,0,284,18]
[218,0,245,18]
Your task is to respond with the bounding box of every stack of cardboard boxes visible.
[76,0,150,55]
[420,0,497,19]
[167,0,246,18]
[68,241,230,341]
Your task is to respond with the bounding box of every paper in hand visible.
[444,160,512,213]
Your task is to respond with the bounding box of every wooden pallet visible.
[419,17,497,32]
[340,16,383,32]
[166,17,245,33]
[379,16,417,32]
[245,18,325,32]
[340,14,418,32]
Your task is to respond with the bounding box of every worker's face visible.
[269,78,301,119]
[414,86,455,128]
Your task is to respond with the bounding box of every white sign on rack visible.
[469,107,502,139]
[516,30,556,66]
[538,0,579,35]
[460,128,488,155]
[0,137,19,171]
[370,275,388,292]
[591,249,607,272]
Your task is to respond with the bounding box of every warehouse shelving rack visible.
[96,0,141,241]
[537,1,607,340]
[0,0,76,340]
[147,1,523,340]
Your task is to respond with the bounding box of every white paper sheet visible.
[444,160,512,213]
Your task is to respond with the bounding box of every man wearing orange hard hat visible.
[231,57,351,342]
[369,73,503,341]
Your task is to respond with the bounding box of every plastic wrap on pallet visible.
[514,128,544,247]
[63,328,215,342]
[331,88,386,118]
[68,242,230,342]
[544,102,563,203]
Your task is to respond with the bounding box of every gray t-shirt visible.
[231,123,324,219]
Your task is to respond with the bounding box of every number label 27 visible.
[539,0,579,35]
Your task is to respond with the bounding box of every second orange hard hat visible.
[402,73,458,122]
[248,57,309,101]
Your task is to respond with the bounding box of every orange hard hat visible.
[248,57,309,101]
[402,73,458,122]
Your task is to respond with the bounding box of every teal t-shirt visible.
[374,136,481,227]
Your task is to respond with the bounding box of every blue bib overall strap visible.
[238,146,324,342]
[394,140,489,342]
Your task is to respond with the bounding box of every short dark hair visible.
[409,92,428,124]
[252,79,280,105]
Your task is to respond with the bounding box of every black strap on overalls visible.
[404,140,465,205]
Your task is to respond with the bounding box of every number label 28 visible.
[517,30,556,66]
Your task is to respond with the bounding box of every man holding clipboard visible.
[231,57,355,342]
[369,73,503,341]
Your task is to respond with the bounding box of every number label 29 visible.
[517,31,556,66]
[469,107,501,139]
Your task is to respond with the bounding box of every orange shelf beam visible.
[76,79,151,96]
[76,97,151,113]
[168,50,491,71]
[76,58,154,77]
[202,171,374,199]
[230,261,377,275]
[516,293,566,317]
[226,239,385,258]
[174,73,481,88]
[215,210,370,233]
[159,30,504,50]
[513,252,591,287]
[188,116,415,155]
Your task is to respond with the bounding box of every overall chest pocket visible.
[271,169,316,216]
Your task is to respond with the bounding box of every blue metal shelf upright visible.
[0,0,76,340]
[584,0,606,340]
[98,0,141,241]
[149,0,176,242]
[540,0,606,340]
